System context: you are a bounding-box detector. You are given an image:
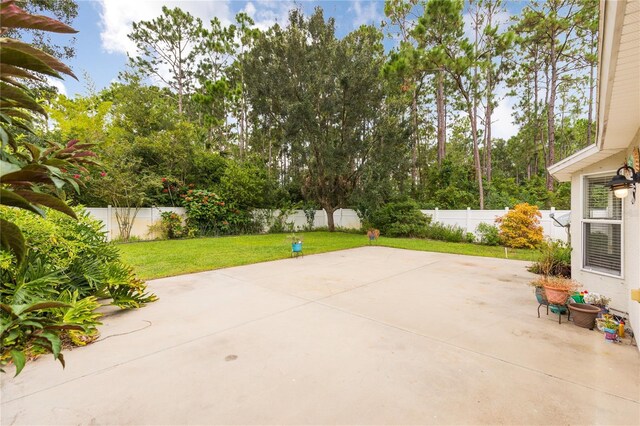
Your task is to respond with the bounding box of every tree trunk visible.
[472,15,484,209]
[533,57,540,180]
[484,5,493,184]
[485,71,492,184]
[546,42,557,191]
[436,69,446,165]
[411,88,419,185]
[324,205,336,232]
[177,71,183,115]
[468,103,484,210]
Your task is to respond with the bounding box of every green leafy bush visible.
[1,206,157,374]
[160,211,185,239]
[0,206,156,307]
[52,291,102,346]
[424,221,475,243]
[1,301,82,375]
[476,223,501,246]
[529,239,572,277]
[182,190,258,236]
[368,200,430,238]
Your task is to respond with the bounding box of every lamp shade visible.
[613,187,629,199]
[607,165,639,201]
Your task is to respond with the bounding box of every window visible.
[582,174,622,276]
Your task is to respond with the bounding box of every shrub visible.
[368,200,430,238]
[424,221,475,243]
[1,206,156,374]
[476,223,501,246]
[496,203,543,249]
[0,207,157,308]
[182,190,257,236]
[302,202,319,231]
[160,211,185,239]
[529,239,572,277]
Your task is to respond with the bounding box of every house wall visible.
[570,139,640,340]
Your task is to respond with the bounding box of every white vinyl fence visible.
[421,208,570,242]
[86,206,185,241]
[87,206,570,242]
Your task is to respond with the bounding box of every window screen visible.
[582,175,623,276]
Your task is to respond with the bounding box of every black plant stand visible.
[545,303,571,324]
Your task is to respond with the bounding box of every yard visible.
[2,247,638,424]
[117,232,537,280]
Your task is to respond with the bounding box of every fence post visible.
[434,207,439,222]
[107,205,113,241]
[466,207,471,233]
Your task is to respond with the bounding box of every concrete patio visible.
[2,247,639,425]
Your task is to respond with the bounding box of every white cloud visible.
[351,0,381,28]
[47,76,67,96]
[241,0,294,31]
[98,0,232,55]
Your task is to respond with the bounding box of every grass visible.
[117,232,537,280]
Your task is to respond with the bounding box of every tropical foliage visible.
[1,0,154,376]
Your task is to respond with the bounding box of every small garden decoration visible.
[601,314,618,342]
[367,228,380,244]
[290,233,303,257]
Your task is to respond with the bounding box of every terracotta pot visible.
[568,303,600,329]
[543,285,570,305]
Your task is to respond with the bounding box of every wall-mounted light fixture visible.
[607,165,640,203]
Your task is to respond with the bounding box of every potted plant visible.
[542,276,580,305]
[529,278,550,318]
[583,292,611,317]
[529,278,548,305]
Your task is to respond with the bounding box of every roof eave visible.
[548,144,624,182]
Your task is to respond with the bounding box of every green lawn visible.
[117,232,538,280]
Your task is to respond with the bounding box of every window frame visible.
[580,171,624,278]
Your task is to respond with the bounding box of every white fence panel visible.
[422,208,570,242]
[85,206,570,243]
[85,206,185,241]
